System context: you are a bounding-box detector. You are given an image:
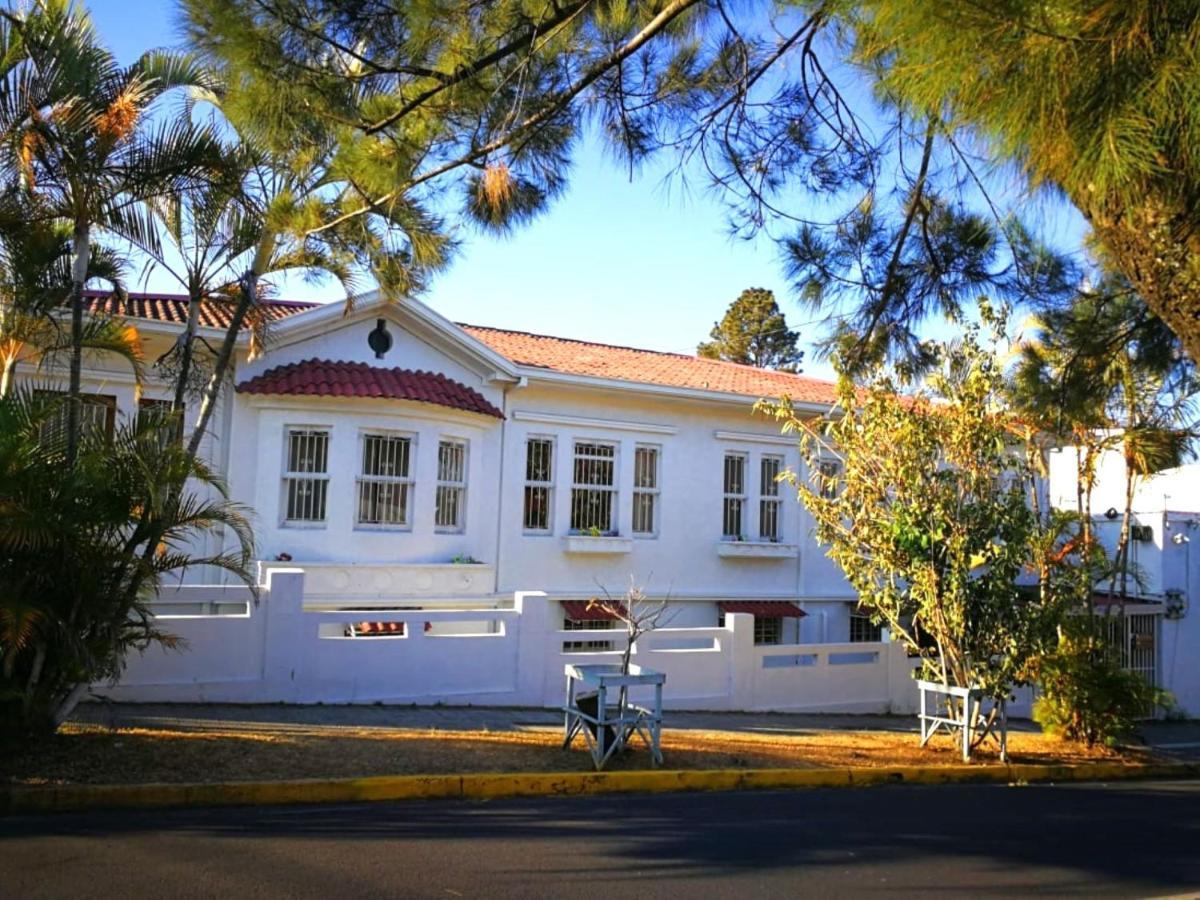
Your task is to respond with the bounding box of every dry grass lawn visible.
[1,721,1156,787]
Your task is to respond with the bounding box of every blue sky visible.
[88,0,1088,378]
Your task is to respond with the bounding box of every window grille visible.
[523,437,554,531]
[38,392,116,445]
[356,433,413,526]
[570,441,616,533]
[562,617,616,652]
[849,613,882,643]
[632,444,660,535]
[754,617,783,645]
[818,459,842,499]
[284,428,330,523]
[722,453,747,538]
[435,439,467,532]
[759,455,783,541]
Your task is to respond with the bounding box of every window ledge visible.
[717,541,798,559]
[563,535,634,555]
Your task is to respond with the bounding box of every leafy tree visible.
[4,0,221,463]
[0,388,254,735]
[759,312,1065,737]
[697,288,804,371]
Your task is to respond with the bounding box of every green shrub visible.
[1031,623,1169,746]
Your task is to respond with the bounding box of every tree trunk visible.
[172,284,203,444]
[1115,453,1136,599]
[52,683,89,728]
[66,221,91,467]
[1090,209,1200,365]
[186,273,252,461]
[0,351,17,398]
[185,233,274,463]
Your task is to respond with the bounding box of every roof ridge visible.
[82,288,321,308]
[458,322,700,361]
[458,321,833,385]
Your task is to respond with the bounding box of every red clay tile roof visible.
[459,324,839,405]
[236,359,504,418]
[83,290,320,330]
[88,290,838,404]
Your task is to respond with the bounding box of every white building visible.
[1049,446,1200,715]
[38,291,921,712]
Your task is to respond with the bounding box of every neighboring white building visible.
[1049,446,1200,715]
[40,290,870,647]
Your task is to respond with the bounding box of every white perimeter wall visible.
[102,569,920,714]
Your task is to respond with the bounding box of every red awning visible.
[561,600,628,621]
[718,600,806,618]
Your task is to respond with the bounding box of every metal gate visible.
[1102,611,1159,717]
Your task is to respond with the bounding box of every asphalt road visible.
[2,781,1198,899]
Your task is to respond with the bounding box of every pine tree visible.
[697,288,804,371]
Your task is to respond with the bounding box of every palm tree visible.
[0,191,140,396]
[181,143,420,462]
[0,386,255,734]
[115,165,258,440]
[1011,279,1197,599]
[4,0,220,464]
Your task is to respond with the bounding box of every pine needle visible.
[477,161,514,212]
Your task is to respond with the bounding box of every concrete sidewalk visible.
[72,701,1036,738]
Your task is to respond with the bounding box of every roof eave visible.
[515,366,836,412]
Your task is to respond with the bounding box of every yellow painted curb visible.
[3,761,1198,816]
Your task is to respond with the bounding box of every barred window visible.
[563,617,617,652]
[754,617,783,645]
[38,391,116,445]
[759,455,783,541]
[357,433,413,527]
[570,441,616,533]
[818,459,842,499]
[849,613,883,643]
[722,453,747,539]
[632,445,660,536]
[435,439,467,532]
[523,437,554,532]
[284,428,330,523]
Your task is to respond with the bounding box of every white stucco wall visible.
[493,381,853,601]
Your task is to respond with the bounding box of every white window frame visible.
[356,430,416,529]
[282,427,331,526]
[758,454,784,542]
[722,452,748,539]
[522,435,555,534]
[631,443,661,537]
[434,438,468,533]
[570,440,618,535]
